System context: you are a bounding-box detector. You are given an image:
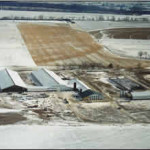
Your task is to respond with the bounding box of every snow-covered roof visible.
[131,91,150,100]
[0,68,26,90]
[67,78,90,92]
[31,68,70,90]
[44,69,68,86]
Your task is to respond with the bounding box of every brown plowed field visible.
[18,23,103,66]
[18,23,150,68]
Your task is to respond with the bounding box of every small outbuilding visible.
[0,68,27,92]
[130,91,150,100]
[79,89,103,101]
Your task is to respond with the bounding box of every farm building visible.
[30,68,72,91]
[67,78,90,92]
[27,86,50,92]
[109,77,144,91]
[79,89,103,101]
[130,91,150,100]
[0,68,27,92]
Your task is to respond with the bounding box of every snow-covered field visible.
[76,21,150,31]
[0,124,150,149]
[0,108,21,113]
[0,22,36,67]
[1,10,150,21]
[0,10,150,32]
[100,39,150,58]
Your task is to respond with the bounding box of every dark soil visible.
[104,28,150,39]
[0,113,26,125]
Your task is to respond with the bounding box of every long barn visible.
[130,91,150,100]
[30,68,72,91]
[0,68,27,92]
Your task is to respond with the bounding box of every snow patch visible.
[0,22,36,67]
[0,124,150,149]
[0,108,22,113]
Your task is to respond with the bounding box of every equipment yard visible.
[1,66,150,125]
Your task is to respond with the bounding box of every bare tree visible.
[144,51,148,59]
[38,15,44,20]
[138,51,143,59]
[98,15,104,21]
[148,54,150,59]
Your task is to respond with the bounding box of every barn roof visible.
[0,68,26,90]
[109,77,143,91]
[131,91,150,100]
[31,68,71,90]
[80,89,102,98]
[67,78,90,92]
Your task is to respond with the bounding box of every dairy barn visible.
[0,68,27,92]
[30,68,72,91]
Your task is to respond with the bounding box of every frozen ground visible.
[90,28,150,59]
[100,39,150,58]
[87,71,109,84]
[0,22,36,67]
[0,108,21,113]
[0,124,150,149]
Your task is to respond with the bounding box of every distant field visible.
[77,21,150,31]
[103,28,150,39]
[18,23,150,68]
[90,27,150,59]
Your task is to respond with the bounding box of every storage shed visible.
[79,89,103,101]
[0,68,27,92]
[131,91,150,100]
[30,68,72,91]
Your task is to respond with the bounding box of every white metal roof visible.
[67,78,90,92]
[31,68,71,90]
[0,68,26,90]
[7,69,26,88]
[131,91,150,100]
[44,69,68,86]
